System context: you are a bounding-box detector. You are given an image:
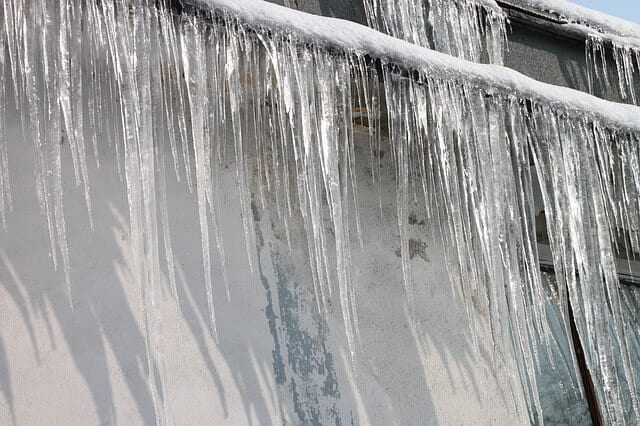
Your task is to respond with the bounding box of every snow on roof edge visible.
[186,0,640,134]
[565,23,640,51]
[504,0,640,40]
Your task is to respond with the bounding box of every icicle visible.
[83,0,105,169]
[362,0,508,64]
[382,68,414,308]
[378,70,627,422]
[180,15,220,338]
[316,50,359,355]
[158,2,194,188]
[59,0,93,227]
[612,44,638,104]
[151,6,177,302]
[0,4,10,229]
[225,25,258,280]
[584,33,639,106]
[585,35,601,95]
[3,0,24,112]
[429,0,508,64]
[102,1,170,423]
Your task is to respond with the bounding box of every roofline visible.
[498,0,591,43]
[497,0,638,50]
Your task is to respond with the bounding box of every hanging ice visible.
[1,0,640,423]
[362,0,508,64]
[585,32,640,105]
[513,0,640,105]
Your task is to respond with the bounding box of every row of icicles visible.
[0,0,639,423]
[356,0,640,104]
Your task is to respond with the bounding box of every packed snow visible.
[508,0,640,39]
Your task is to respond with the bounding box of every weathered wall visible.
[505,20,640,103]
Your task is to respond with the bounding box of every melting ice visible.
[586,33,640,105]
[0,0,639,424]
[362,0,508,64]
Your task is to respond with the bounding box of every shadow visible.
[342,134,515,424]
[159,159,274,424]
[0,205,154,425]
[0,99,156,424]
[0,251,40,363]
[0,334,16,426]
[174,261,229,418]
[317,0,368,25]
[0,107,522,426]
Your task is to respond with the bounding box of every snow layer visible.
[510,0,640,39]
